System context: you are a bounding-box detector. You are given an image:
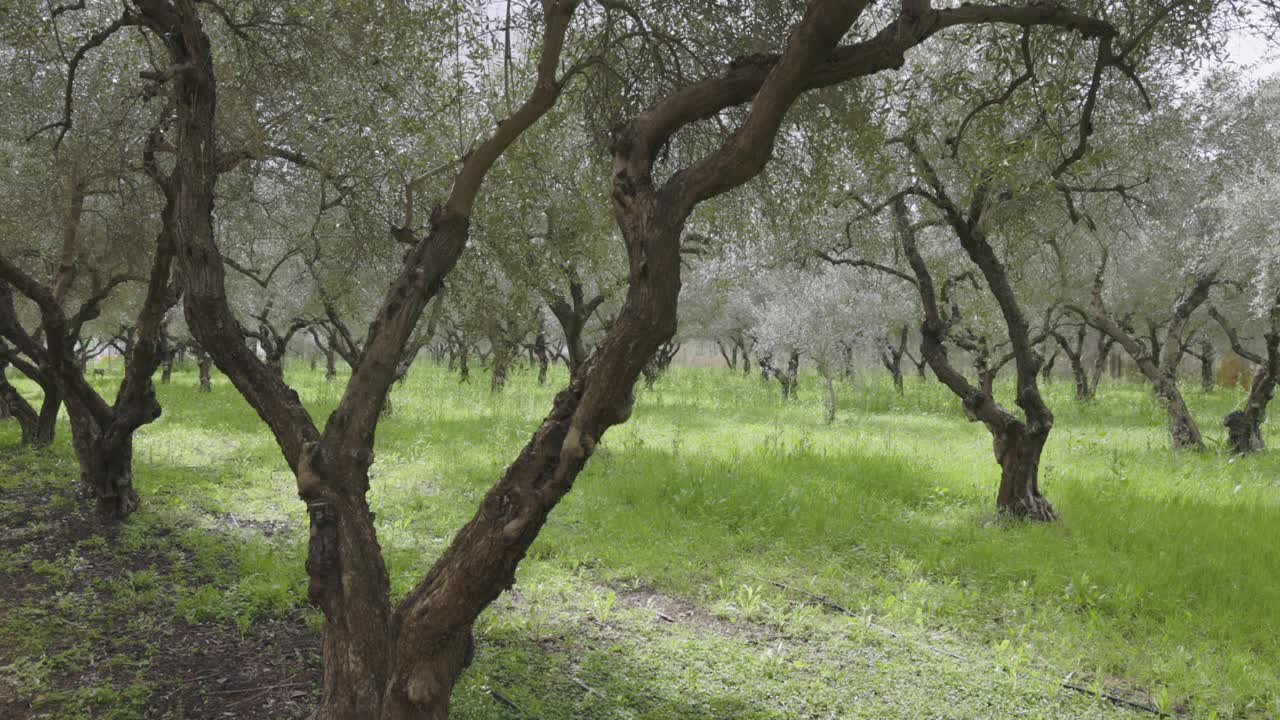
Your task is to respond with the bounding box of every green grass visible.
[1,360,1277,718]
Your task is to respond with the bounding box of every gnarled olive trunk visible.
[1226,364,1276,455]
[266,354,285,380]
[1070,357,1091,401]
[1199,340,1215,393]
[457,345,470,384]
[0,366,60,448]
[992,425,1054,521]
[198,355,213,392]
[1153,376,1203,450]
[490,345,512,394]
[785,350,800,399]
[34,387,60,447]
[66,397,140,520]
[0,370,37,445]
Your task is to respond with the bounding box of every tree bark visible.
[0,364,39,445]
[992,424,1054,520]
[135,0,1130,713]
[1199,339,1215,393]
[490,344,512,394]
[1089,329,1115,396]
[895,189,1055,522]
[0,353,61,448]
[1212,300,1280,454]
[66,395,140,519]
[198,353,213,392]
[35,386,61,446]
[547,277,604,379]
[880,327,907,395]
[1071,261,1211,451]
[531,333,550,385]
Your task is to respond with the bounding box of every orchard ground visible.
[1,362,1277,719]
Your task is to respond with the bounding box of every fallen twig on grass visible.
[207,679,308,696]
[489,688,523,714]
[1062,677,1168,717]
[568,674,602,696]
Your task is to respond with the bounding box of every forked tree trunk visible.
[142,1,969,715]
[895,195,1056,523]
[881,328,907,395]
[1077,271,1212,451]
[66,397,140,520]
[717,340,736,370]
[992,425,1054,520]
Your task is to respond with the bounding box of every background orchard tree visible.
[1062,71,1275,451]
[0,7,184,517]
[1208,75,1280,452]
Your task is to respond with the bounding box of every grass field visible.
[1,361,1277,719]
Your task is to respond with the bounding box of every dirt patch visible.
[612,586,779,642]
[216,512,292,537]
[0,676,29,720]
[146,613,319,720]
[0,455,321,720]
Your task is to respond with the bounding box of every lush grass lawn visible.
[2,361,1277,718]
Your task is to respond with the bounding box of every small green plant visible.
[590,589,616,624]
[1153,685,1172,715]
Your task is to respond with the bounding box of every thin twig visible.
[489,688,522,714]
[568,674,602,696]
[208,679,308,695]
[1062,680,1168,717]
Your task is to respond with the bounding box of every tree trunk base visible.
[994,428,1056,522]
[1224,411,1265,455]
[997,493,1056,522]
